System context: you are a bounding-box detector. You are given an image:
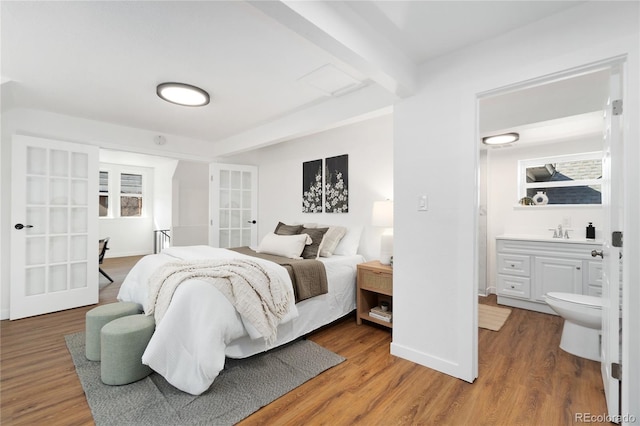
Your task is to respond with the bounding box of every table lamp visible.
[372,200,393,265]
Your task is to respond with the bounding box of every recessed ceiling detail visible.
[298,64,363,97]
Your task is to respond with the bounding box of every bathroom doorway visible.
[476,59,624,418]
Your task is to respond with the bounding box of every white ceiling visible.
[1,1,585,156]
[479,68,610,148]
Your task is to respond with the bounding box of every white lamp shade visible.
[372,200,393,227]
[373,200,393,265]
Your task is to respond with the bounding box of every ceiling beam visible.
[211,84,394,157]
[249,0,417,98]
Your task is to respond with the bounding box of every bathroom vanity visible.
[496,235,602,314]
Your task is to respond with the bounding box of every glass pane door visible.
[210,164,257,248]
[11,135,98,319]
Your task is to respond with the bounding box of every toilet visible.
[544,292,603,362]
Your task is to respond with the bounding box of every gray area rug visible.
[65,332,344,425]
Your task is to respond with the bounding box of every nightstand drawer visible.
[497,254,531,277]
[360,269,392,292]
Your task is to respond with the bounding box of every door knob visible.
[591,249,604,258]
[14,223,34,230]
[247,220,257,224]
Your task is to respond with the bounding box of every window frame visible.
[99,170,110,217]
[517,151,603,206]
[99,165,149,219]
[119,172,144,217]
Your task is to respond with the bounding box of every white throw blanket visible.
[146,258,292,343]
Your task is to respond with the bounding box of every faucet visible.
[548,224,565,238]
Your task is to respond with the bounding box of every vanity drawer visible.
[497,254,531,277]
[497,275,531,299]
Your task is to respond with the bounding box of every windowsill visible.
[513,204,602,210]
[99,216,149,219]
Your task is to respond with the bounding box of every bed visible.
[117,225,364,395]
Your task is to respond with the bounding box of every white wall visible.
[392,0,639,394]
[0,108,185,317]
[172,160,209,247]
[98,150,179,258]
[478,150,488,295]
[484,136,604,294]
[222,114,393,261]
[98,163,155,257]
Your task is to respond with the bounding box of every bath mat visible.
[478,304,512,331]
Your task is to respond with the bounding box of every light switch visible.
[418,195,428,211]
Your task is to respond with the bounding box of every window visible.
[120,173,143,217]
[99,171,109,217]
[99,167,147,218]
[519,152,602,205]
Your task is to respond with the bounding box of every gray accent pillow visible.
[301,227,329,259]
[274,222,303,235]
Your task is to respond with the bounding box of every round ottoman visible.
[85,302,141,361]
[100,314,156,385]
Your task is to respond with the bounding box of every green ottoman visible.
[85,302,141,361]
[100,314,155,385]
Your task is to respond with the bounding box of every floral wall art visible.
[324,154,349,213]
[302,155,349,213]
[302,159,323,213]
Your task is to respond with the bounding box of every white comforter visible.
[117,246,299,395]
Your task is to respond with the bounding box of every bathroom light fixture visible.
[156,82,210,107]
[482,132,519,145]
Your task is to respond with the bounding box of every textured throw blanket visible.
[146,258,292,343]
[229,247,328,302]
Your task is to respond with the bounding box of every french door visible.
[10,135,99,320]
[209,163,258,248]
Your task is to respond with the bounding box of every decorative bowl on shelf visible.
[532,191,549,205]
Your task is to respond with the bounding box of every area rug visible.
[65,332,344,425]
[478,304,512,331]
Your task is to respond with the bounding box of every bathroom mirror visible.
[518,151,602,205]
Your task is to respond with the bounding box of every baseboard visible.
[105,250,152,259]
[478,287,497,297]
[390,342,476,383]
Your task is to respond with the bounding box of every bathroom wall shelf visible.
[496,236,602,314]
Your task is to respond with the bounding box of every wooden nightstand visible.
[356,261,393,329]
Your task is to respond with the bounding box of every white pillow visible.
[333,225,363,256]
[256,233,311,259]
[318,226,347,257]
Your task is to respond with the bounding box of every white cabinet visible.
[496,236,602,314]
[534,257,582,302]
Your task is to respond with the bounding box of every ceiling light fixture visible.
[156,82,210,107]
[482,132,519,145]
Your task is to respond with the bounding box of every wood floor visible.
[1,256,609,425]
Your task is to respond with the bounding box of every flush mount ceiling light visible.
[482,132,519,145]
[156,82,210,107]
